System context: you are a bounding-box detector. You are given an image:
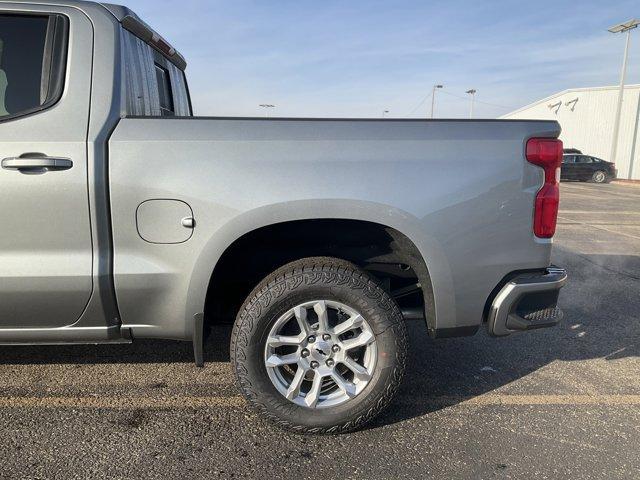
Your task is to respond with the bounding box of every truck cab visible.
[0,2,192,342]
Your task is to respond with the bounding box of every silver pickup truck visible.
[0,0,567,433]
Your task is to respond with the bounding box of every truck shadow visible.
[370,247,640,427]
[0,247,636,430]
[0,332,230,366]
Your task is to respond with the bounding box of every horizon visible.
[123,0,640,119]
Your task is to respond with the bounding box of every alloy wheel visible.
[264,300,377,409]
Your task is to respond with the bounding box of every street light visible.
[465,89,477,119]
[259,104,275,117]
[382,110,390,118]
[430,84,443,118]
[607,19,639,166]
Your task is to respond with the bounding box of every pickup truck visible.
[0,0,567,433]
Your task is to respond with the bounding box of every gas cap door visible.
[136,199,194,244]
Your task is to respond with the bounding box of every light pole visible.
[430,84,443,118]
[608,19,639,165]
[382,110,389,118]
[466,89,477,119]
[259,104,275,117]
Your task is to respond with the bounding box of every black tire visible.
[230,257,408,434]
[591,170,608,183]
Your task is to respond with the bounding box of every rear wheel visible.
[591,170,607,183]
[231,257,407,434]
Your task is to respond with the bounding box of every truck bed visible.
[108,117,560,339]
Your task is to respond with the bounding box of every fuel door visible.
[136,199,195,244]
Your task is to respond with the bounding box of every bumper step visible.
[506,306,563,331]
[488,267,568,337]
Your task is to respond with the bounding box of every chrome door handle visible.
[2,156,73,173]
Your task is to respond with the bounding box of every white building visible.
[502,85,640,180]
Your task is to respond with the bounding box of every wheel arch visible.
[184,199,454,336]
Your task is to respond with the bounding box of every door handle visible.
[2,155,73,173]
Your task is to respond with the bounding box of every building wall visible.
[503,85,640,180]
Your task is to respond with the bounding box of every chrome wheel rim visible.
[264,300,377,409]
[594,171,606,183]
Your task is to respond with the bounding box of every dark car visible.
[561,154,617,183]
[563,148,582,154]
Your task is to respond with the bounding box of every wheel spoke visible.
[341,329,375,350]
[332,313,364,336]
[330,371,356,398]
[265,352,300,368]
[266,334,304,348]
[313,300,329,331]
[265,299,378,409]
[285,366,307,400]
[293,306,310,335]
[304,371,324,408]
[342,356,372,381]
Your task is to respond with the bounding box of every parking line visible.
[557,216,640,240]
[0,394,638,409]
[0,396,246,409]
[559,210,640,215]
[455,394,640,406]
[562,189,640,200]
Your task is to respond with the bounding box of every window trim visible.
[0,12,68,124]
[154,61,175,116]
[183,70,193,117]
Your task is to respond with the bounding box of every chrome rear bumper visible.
[487,267,568,337]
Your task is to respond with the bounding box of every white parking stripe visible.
[559,210,640,215]
[559,219,640,240]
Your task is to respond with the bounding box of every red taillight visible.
[526,138,563,238]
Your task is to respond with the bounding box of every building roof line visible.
[503,84,640,118]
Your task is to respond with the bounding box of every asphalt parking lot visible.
[0,182,638,479]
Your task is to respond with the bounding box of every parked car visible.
[561,154,617,183]
[0,0,567,433]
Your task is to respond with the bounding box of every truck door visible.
[574,155,593,179]
[0,7,93,328]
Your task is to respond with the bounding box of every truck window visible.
[121,28,191,117]
[0,14,67,121]
[154,63,175,115]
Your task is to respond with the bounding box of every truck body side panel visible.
[108,117,559,340]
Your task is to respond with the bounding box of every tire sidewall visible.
[592,170,607,183]
[232,261,407,433]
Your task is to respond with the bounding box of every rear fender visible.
[184,199,454,336]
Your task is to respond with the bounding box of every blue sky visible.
[125,0,639,118]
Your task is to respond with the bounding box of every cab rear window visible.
[154,63,175,116]
[121,28,191,117]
